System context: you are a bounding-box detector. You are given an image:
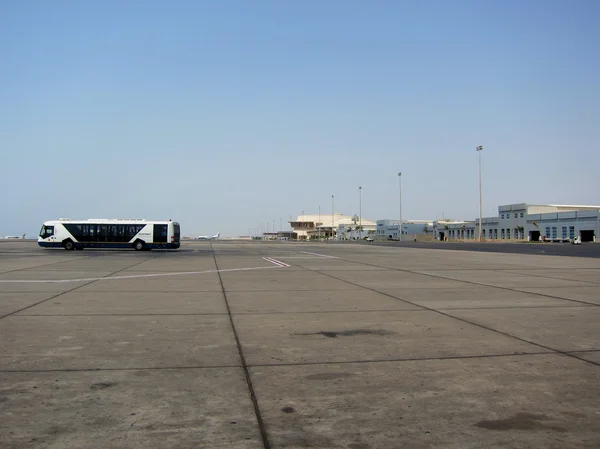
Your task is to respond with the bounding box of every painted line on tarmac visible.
[269,256,323,259]
[262,257,290,267]
[0,265,281,284]
[300,251,338,259]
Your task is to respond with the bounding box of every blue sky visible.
[1,0,599,237]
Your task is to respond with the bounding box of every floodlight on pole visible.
[359,186,362,240]
[332,195,335,241]
[398,172,402,241]
[476,145,483,241]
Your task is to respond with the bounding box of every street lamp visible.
[359,186,362,240]
[398,172,402,241]
[331,195,335,241]
[476,146,483,241]
[318,205,321,240]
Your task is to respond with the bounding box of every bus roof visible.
[45,219,176,224]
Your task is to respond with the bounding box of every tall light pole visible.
[476,146,483,241]
[331,195,335,240]
[398,172,402,241]
[318,205,321,240]
[359,186,362,240]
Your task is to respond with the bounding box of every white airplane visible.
[197,232,220,240]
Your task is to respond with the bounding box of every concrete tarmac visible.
[1,240,599,448]
[368,239,600,258]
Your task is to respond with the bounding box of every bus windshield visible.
[39,225,54,238]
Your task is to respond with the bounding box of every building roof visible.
[500,203,600,211]
[433,220,475,225]
[293,214,376,228]
[378,219,434,225]
[548,204,600,209]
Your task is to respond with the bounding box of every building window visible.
[562,227,567,239]
[494,229,498,239]
[500,214,504,219]
[514,213,518,218]
[520,229,525,239]
[514,228,519,239]
[552,227,557,239]
[482,229,486,238]
[545,227,551,238]
[520,212,524,218]
[501,229,505,239]
[569,226,575,239]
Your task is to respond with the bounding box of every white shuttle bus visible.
[38,218,181,250]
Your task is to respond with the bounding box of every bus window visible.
[110,225,119,241]
[89,225,96,241]
[64,224,83,240]
[98,225,109,242]
[173,223,181,242]
[124,224,136,241]
[39,226,54,238]
[153,224,168,243]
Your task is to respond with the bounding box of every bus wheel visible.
[134,240,145,251]
[63,240,75,250]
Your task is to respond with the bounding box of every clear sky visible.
[1,0,599,237]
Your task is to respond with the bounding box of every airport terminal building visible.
[432,220,477,241]
[434,203,599,242]
[289,214,377,240]
[286,203,598,242]
[376,219,434,240]
[374,203,598,243]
